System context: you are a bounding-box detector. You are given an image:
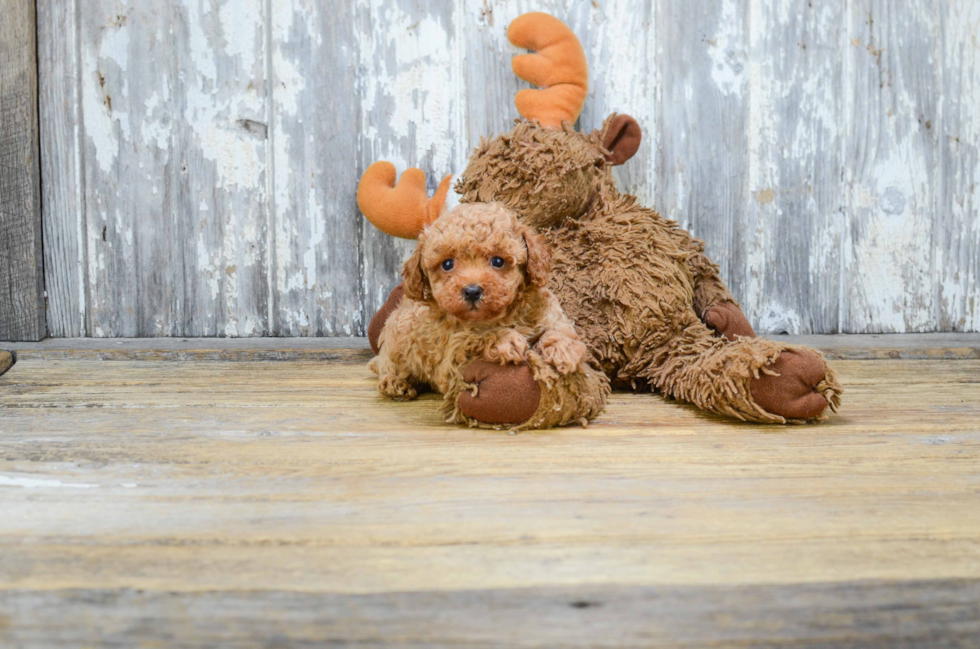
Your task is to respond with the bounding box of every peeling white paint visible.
[141,90,171,150]
[757,304,803,335]
[710,0,746,96]
[44,0,980,337]
[357,1,458,174]
[82,52,126,174]
[219,0,262,70]
[99,21,129,72]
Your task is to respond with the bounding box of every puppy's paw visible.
[537,333,586,374]
[485,330,529,365]
[378,374,417,401]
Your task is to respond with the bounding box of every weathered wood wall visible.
[0,0,46,341]
[35,0,980,337]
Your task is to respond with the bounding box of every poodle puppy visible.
[369,202,609,430]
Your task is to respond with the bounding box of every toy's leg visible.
[684,242,756,341]
[636,315,841,423]
[444,354,609,430]
[368,283,404,354]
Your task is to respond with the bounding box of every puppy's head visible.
[402,203,551,322]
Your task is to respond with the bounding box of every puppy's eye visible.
[441,259,454,271]
[490,256,505,268]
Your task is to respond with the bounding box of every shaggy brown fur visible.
[455,117,842,423]
[369,203,609,430]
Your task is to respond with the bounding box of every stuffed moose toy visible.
[358,12,842,426]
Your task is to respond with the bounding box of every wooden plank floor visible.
[1,337,979,646]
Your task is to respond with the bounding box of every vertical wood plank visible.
[77,0,270,337]
[79,2,178,336]
[936,1,980,332]
[658,0,749,315]
[356,0,465,329]
[842,0,940,333]
[0,0,46,341]
[580,0,658,205]
[38,0,86,337]
[743,1,844,334]
[271,0,362,336]
[173,0,269,336]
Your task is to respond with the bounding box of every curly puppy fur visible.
[369,203,609,430]
[456,117,842,423]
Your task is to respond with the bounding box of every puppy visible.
[369,202,605,428]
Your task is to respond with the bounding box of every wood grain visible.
[35,0,980,336]
[2,581,979,647]
[843,0,940,333]
[37,0,86,338]
[0,0,46,341]
[173,0,270,337]
[937,1,980,332]
[77,2,173,336]
[657,0,748,307]
[270,0,362,336]
[743,0,844,334]
[0,354,979,644]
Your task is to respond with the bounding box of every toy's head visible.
[357,12,641,237]
[403,203,551,323]
[456,114,640,230]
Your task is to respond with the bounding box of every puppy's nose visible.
[462,285,483,303]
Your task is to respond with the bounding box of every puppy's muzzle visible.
[462,285,484,305]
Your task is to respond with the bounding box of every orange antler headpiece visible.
[357,162,452,239]
[507,12,588,129]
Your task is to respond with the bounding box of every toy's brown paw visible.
[750,349,833,421]
[459,360,541,425]
[704,301,756,341]
[368,284,405,354]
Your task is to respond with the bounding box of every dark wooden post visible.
[0,0,46,341]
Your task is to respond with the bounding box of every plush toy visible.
[359,12,842,425]
[368,202,608,430]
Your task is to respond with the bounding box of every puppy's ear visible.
[402,238,430,301]
[522,227,552,288]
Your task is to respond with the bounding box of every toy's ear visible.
[601,114,642,165]
[522,227,552,288]
[402,236,431,301]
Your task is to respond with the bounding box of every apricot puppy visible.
[369,202,607,429]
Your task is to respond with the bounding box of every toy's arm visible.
[684,238,757,340]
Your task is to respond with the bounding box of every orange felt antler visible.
[507,12,588,129]
[357,162,452,239]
